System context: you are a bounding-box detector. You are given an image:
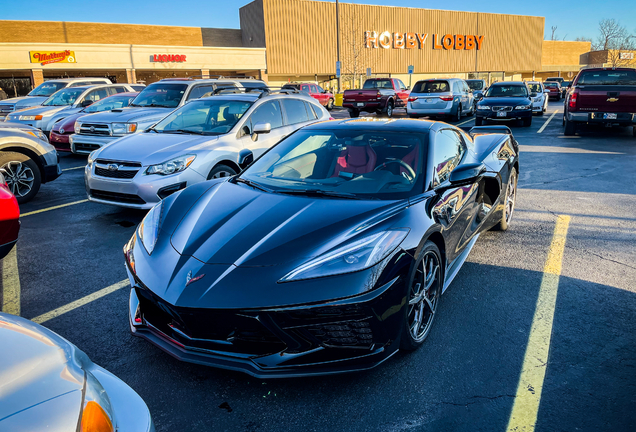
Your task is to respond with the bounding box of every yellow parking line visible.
[537,109,560,134]
[1,246,20,315]
[457,117,475,126]
[62,165,86,171]
[32,279,128,324]
[21,199,88,217]
[507,215,571,432]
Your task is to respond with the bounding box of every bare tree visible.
[574,36,592,42]
[339,7,379,90]
[550,26,558,41]
[593,19,629,50]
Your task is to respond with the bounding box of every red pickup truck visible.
[563,67,636,136]
[342,78,410,118]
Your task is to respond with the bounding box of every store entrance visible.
[0,77,32,98]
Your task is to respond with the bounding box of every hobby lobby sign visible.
[365,32,484,50]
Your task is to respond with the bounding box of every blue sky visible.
[2,0,635,42]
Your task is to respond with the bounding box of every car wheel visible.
[385,101,394,118]
[475,117,483,126]
[455,104,462,122]
[400,240,442,350]
[523,117,532,127]
[493,167,517,231]
[207,164,237,179]
[326,98,334,110]
[0,151,42,204]
[633,126,636,137]
[469,102,476,116]
[564,118,576,136]
[349,109,360,118]
[538,109,544,116]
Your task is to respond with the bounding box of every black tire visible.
[408,114,419,119]
[564,118,576,136]
[0,151,41,204]
[523,117,532,127]
[468,102,475,116]
[326,99,334,111]
[493,167,517,231]
[349,109,360,118]
[633,127,636,137]
[475,117,483,126]
[455,104,462,122]
[385,101,394,118]
[538,110,544,116]
[400,240,443,351]
[207,164,237,179]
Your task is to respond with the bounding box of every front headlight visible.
[87,150,98,165]
[80,372,115,432]
[145,154,196,176]
[19,115,43,121]
[24,129,48,142]
[280,229,409,282]
[476,105,491,111]
[75,122,82,134]
[138,201,163,255]
[515,105,531,110]
[111,122,137,135]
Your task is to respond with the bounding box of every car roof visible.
[491,81,526,86]
[303,118,436,132]
[47,78,109,83]
[197,94,261,102]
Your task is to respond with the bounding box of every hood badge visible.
[107,164,119,171]
[607,97,619,102]
[186,271,206,287]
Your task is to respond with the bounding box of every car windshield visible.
[577,70,636,85]
[527,83,541,92]
[466,80,484,90]
[151,98,253,135]
[412,81,450,93]
[545,82,559,88]
[240,129,426,200]
[27,81,66,97]
[129,83,188,108]
[42,88,85,106]
[485,85,528,97]
[363,79,393,89]
[83,94,136,113]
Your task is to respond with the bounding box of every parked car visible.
[544,81,562,101]
[525,81,549,115]
[563,67,636,136]
[475,81,535,127]
[281,83,335,110]
[50,92,138,152]
[70,78,268,155]
[0,313,154,432]
[123,118,519,377]
[342,78,409,118]
[0,122,61,203]
[0,77,112,121]
[545,77,565,85]
[560,81,571,98]
[0,172,19,260]
[85,90,329,209]
[465,79,488,97]
[407,78,475,120]
[5,84,135,135]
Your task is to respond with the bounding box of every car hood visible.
[54,112,84,132]
[0,314,84,427]
[10,105,69,117]
[479,97,531,106]
[0,96,47,110]
[95,132,218,165]
[79,107,173,124]
[168,180,406,267]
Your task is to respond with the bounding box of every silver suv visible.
[0,77,112,120]
[84,90,330,209]
[70,78,268,154]
[407,78,475,121]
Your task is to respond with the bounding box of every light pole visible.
[336,0,341,93]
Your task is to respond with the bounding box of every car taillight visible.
[568,90,578,111]
[408,97,417,102]
[376,91,381,98]
[440,96,454,101]
[329,117,335,120]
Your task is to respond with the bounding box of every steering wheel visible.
[374,160,416,181]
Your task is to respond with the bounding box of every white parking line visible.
[537,109,560,134]
[1,246,20,315]
[32,279,128,324]
[62,165,86,171]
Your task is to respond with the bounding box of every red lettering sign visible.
[152,54,187,62]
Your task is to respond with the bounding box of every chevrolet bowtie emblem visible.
[607,97,619,102]
[186,271,205,287]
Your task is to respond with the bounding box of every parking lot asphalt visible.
[2,101,635,432]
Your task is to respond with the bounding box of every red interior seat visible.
[333,145,377,177]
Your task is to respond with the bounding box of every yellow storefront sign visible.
[30,50,76,65]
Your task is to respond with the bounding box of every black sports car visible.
[124,118,519,378]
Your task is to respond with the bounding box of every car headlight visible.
[515,105,531,110]
[111,122,137,135]
[19,115,43,121]
[87,150,98,165]
[75,122,82,134]
[280,229,409,282]
[476,105,491,111]
[145,154,196,176]
[80,372,115,432]
[24,129,48,142]
[138,201,163,255]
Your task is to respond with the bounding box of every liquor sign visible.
[365,32,484,50]
[619,52,634,60]
[30,50,76,65]
[152,54,187,62]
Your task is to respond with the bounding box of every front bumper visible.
[476,109,532,121]
[567,111,636,125]
[50,131,71,151]
[4,117,46,131]
[70,134,120,155]
[85,164,204,209]
[41,151,62,183]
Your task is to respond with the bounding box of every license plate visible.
[603,113,617,120]
[497,111,507,117]
[356,103,364,107]
[427,98,434,103]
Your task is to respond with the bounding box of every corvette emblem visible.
[607,97,619,102]
[185,270,205,287]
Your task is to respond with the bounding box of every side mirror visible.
[448,163,486,186]
[238,148,254,170]
[530,92,537,98]
[475,93,484,100]
[251,122,271,142]
[80,100,93,107]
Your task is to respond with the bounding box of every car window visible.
[83,88,109,104]
[316,85,325,93]
[397,80,407,90]
[363,79,393,89]
[282,98,310,125]
[245,100,284,133]
[27,81,66,96]
[83,95,135,113]
[42,87,85,106]
[485,85,528,97]
[433,129,465,185]
[310,85,319,93]
[301,84,310,92]
[187,85,215,101]
[130,85,146,91]
[527,83,542,93]
[110,86,129,94]
[577,70,636,85]
[466,80,484,91]
[412,81,450,93]
[463,82,471,93]
[129,83,187,108]
[305,102,318,120]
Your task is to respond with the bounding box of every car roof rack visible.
[159,75,262,82]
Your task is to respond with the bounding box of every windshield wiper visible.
[234,177,272,193]
[162,129,204,135]
[277,189,366,200]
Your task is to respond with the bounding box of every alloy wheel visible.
[505,170,517,223]
[407,251,441,342]
[212,170,234,179]
[1,161,34,198]
[386,103,393,117]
